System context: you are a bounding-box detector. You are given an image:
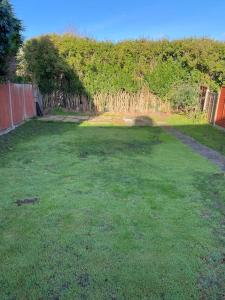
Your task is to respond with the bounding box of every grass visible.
[167,114,225,156]
[0,119,225,299]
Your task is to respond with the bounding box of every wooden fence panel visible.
[0,83,36,134]
[0,84,12,131]
[42,89,171,113]
[215,86,225,128]
[11,83,24,125]
[24,84,36,118]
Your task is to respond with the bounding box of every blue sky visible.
[12,0,225,41]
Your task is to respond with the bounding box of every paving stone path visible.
[39,114,153,126]
[163,126,225,171]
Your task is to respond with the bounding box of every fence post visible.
[22,84,26,120]
[213,89,221,125]
[8,82,15,130]
[22,84,27,119]
[203,88,210,112]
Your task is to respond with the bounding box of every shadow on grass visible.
[1,114,225,161]
[0,115,161,167]
[0,115,225,298]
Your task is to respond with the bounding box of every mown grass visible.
[167,114,225,156]
[0,120,225,299]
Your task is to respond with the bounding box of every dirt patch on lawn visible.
[15,197,39,206]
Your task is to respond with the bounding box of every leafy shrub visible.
[168,83,200,117]
[144,59,189,98]
[21,36,85,95]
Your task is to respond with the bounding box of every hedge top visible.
[18,34,225,101]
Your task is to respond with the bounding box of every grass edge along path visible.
[167,114,225,157]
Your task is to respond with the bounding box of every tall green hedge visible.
[18,34,225,102]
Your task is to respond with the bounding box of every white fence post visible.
[203,88,210,112]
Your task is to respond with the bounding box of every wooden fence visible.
[201,86,225,128]
[39,85,225,129]
[0,83,36,134]
[201,88,218,124]
[215,86,225,128]
[43,89,171,113]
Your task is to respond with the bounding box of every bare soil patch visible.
[15,197,39,206]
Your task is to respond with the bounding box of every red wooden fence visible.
[215,86,225,128]
[0,83,36,134]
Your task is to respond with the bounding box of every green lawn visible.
[0,120,225,299]
[167,114,225,156]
